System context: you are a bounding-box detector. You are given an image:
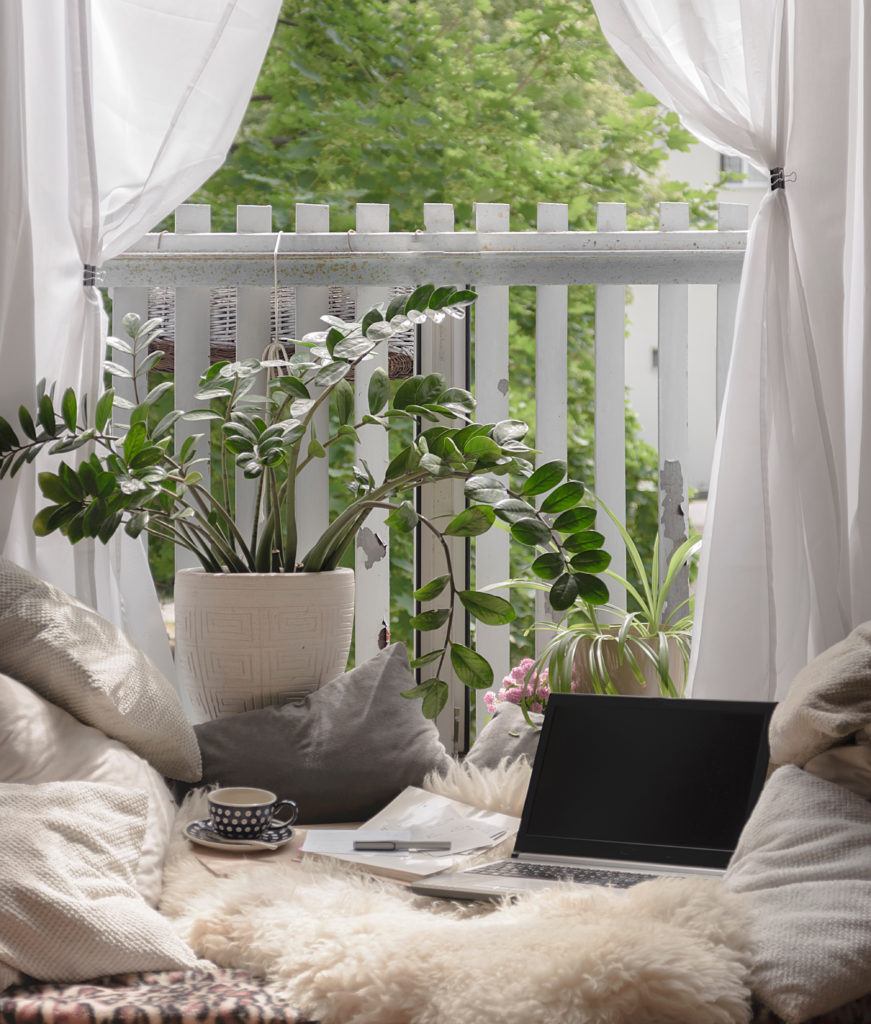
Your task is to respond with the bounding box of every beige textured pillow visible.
[0,559,200,781]
[0,672,175,906]
[725,766,871,1021]
[769,621,871,766]
[0,781,202,990]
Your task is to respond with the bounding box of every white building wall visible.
[625,144,766,494]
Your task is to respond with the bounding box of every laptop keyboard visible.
[467,860,656,889]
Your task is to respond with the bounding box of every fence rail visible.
[104,199,749,752]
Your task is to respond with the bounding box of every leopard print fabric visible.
[0,968,310,1024]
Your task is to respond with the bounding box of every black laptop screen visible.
[517,694,774,870]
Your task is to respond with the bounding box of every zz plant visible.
[0,284,611,718]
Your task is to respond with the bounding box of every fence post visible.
[594,202,628,607]
[234,204,274,548]
[294,204,332,566]
[535,203,570,650]
[419,203,470,752]
[173,204,212,573]
[715,203,748,423]
[472,203,512,727]
[353,204,392,666]
[657,202,690,618]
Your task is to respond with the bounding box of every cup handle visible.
[272,799,299,826]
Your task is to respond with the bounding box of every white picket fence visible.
[103,200,748,751]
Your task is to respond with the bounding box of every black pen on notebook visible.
[353,839,452,852]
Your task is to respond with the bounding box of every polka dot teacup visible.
[208,787,298,840]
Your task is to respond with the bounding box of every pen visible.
[352,840,452,852]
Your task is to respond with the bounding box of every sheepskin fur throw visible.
[161,760,756,1024]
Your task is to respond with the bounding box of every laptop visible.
[412,692,775,901]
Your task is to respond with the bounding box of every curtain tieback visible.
[769,167,796,191]
[82,264,105,287]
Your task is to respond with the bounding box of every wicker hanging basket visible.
[146,285,415,379]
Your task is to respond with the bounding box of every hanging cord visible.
[262,230,289,378]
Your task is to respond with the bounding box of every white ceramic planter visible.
[174,567,355,721]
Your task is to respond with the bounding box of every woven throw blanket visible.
[161,762,756,1024]
[0,968,305,1024]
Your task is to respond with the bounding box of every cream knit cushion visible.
[0,781,202,990]
[725,766,871,1021]
[0,673,175,906]
[0,559,200,781]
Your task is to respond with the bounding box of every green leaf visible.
[60,389,77,431]
[367,366,390,415]
[33,506,60,536]
[38,472,70,504]
[332,379,355,426]
[393,376,423,410]
[409,607,450,631]
[463,435,501,460]
[18,406,36,441]
[0,416,19,449]
[413,574,450,601]
[570,549,612,573]
[450,643,493,689]
[520,460,566,497]
[464,473,508,505]
[574,573,611,605]
[491,420,529,445]
[124,511,149,539]
[444,504,495,537]
[493,497,535,523]
[406,283,435,313]
[58,462,84,500]
[458,590,516,626]
[564,530,606,553]
[38,394,57,436]
[409,650,443,669]
[531,552,564,580]
[313,361,351,388]
[549,572,580,611]
[95,389,115,432]
[123,421,147,463]
[385,500,418,533]
[510,516,552,547]
[307,436,326,459]
[553,506,597,533]
[539,480,585,514]
[273,375,310,400]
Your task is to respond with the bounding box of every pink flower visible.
[484,658,551,714]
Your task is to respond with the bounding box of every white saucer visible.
[185,818,295,851]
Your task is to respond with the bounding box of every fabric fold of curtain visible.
[0,0,280,682]
[591,0,863,698]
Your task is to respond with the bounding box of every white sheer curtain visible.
[0,0,280,680]
[591,0,865,699]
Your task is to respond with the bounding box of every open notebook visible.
[412,692,775,901]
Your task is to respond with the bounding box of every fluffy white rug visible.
[161,761,755,1024]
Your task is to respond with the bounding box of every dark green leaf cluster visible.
[0,284,613,719]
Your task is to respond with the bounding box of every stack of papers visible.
[300,786,519,881]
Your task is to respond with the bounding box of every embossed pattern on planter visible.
[174,569,355,721]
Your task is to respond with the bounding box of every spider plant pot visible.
[570,630,688,697]
[173,567,355,722]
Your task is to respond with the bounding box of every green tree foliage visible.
[181,0,720,660]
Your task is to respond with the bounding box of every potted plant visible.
[0,285,613,720]
[496,499,701,709]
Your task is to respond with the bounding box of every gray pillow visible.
[464,701,543,770]
[725,766,871,1021]
[185,643,452,823]
[0,559,201,782]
